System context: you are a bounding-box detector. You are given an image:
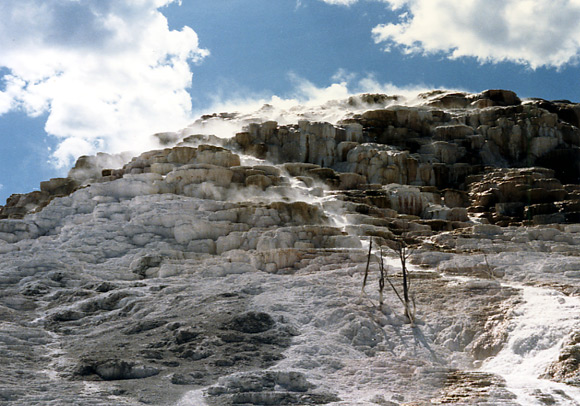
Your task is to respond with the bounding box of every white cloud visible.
[318,0,403,8]
[372,0,580,68]
[0,89,12,115]
[0,0,208,167]
[320,0,580,68]
[319,0,359,5]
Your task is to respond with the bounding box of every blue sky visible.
[1,0,580,203]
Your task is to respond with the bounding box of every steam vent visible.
[1,90,580,405]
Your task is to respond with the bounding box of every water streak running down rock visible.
[0,90,579,405]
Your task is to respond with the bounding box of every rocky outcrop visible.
[3,89,580,227]
[543,331,580,386]
[226,89,580,226]
[467,167,579,225]
[430,371,516,405]
[0,177,80,219]
[233,98,579,191]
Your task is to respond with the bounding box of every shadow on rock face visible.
[227,312,275,334]
[75,359,160,381]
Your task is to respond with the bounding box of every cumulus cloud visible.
[0,0,208,167]
[375,0,580,68]
[321,0,580,68]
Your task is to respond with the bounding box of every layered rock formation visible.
[4,89,580,229]
[228,90,580,228]
[0,90,579,405]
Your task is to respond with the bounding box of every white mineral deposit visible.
[1,91,579,405]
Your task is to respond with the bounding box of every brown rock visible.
[167,147,197,164]
[245,174,273,190]
[443,189,470,208]
[478,89,521,106]
[433,124,474,141]
[0,191,51,219]
[40,177,79,196]
[338,173,366,190]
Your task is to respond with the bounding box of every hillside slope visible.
[1,90,580,405]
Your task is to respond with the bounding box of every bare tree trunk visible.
[397,240,415,324]
[379,246,385,309]
[360,237,415,323]
[361,238,372,296]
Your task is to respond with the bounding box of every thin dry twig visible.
[361,238,373,296]
[379,246,385,308]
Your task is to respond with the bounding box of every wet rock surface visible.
[543,331,580,387]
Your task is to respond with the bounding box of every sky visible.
[2,0,580,203]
